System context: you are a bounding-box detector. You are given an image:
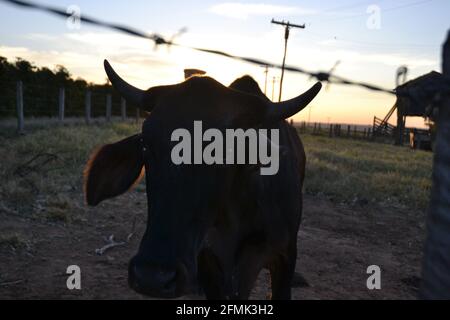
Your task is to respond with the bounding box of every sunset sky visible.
[1,0,449,126]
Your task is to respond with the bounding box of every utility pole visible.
[261,65,269,95]
[271,18,305,102]
[271,76,279,101]
[308,105,313,123]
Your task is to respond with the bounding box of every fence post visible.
[136,108,140,124]
[368,128,372,140]
[85,90,91,125]
[329,124,333,138]
[353,126,357,138]
[347,125,351,137]
[313,122,317,134]
[16,81,24,134]
[106,94,112,122]
[121,98,127,121]
[420,30,450,299]
[58,87,65,123]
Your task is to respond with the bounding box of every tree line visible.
[0,56,137,118]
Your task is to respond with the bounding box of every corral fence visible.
[0,80,142,133]
[295,121,420,146]
[296,121,372,140]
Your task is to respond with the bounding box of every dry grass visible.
[0,121,142,221]
[301,133,433,210]
[0,233,27,250]
[0,122,432,224]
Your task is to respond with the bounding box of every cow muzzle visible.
[128,257,191,298]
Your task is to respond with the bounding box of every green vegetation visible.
[0,122,142,220]
[0,123,433,224]
[0,56,137,118]
[301,133,433,210]
[0,233,27,250]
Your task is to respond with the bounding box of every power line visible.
[271,19,306,102]
[0,0,400,96]
[320,0,386,13]
[317,0,435,23]
[305,30,440,49]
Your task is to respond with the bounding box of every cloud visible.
[209,2,316,20]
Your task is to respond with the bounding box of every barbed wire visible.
[0,0,401,96]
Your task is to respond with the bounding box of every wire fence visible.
[0,0,403,96]
[1,0,450,300]
[0,0,448,140]
[0,79,142,132]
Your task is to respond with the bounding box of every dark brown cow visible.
[84,60,321,299]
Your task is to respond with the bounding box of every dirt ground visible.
[0,190,426,300]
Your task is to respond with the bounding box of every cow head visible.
[84,60,321,298]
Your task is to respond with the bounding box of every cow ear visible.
[84,134,145,206]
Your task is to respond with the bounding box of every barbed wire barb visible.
[1,0,397,95]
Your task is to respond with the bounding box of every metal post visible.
[420,30,450,299]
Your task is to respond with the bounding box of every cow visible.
[84,59,322,300]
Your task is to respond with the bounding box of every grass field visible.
[0,122,432,299]
[0,122,433,223]
[301,133,433,210]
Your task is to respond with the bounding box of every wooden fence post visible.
[420,30,450,299]
[347,125,351,137]
[313,122,317,134]
[329,124,333,138]
[85,90,91,125]
[58,87,65,123]
[121,98,127,121]
[136,108,140,124]
[106,94,112,122]
[16,81,24,134]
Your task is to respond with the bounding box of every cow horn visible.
[104,60,145,107]
[265,82,322,120]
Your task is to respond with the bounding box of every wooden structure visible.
[373,71,445,145]
[409,128,432,151]
[395,71,444,145]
